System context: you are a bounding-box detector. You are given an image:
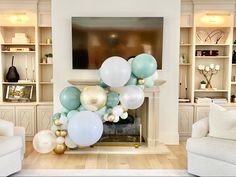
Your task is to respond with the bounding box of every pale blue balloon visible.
[106,91,119,108]
[67,110,78,119]
[78,105,87,112]
[132,53,157,78]
[68,111,103,146]
[125,74,137,86]
[144,77,154,88]
[95,106,107,117]
[60,86,81,110]
[62,107,70,113]
[52,113,61,120]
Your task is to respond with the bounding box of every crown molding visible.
[192,0,236,5]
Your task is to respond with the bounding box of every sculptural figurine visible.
[6,56,19,82]
[233,50,236,64]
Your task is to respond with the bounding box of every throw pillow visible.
[209,103,236,140]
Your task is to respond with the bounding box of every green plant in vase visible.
[45,53,53,64]
[200,80,206,90]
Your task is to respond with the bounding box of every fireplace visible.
[66,79,168,154]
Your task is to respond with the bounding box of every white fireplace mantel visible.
[66,79,168,154]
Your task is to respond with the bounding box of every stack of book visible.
[195,97,212,104]
[212,98,228,104]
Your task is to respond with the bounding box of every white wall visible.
[52,0,180,144]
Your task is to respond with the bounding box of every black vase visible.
[233,51,236,64]
[6,56,20,82]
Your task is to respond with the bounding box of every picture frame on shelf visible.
[6,85,33,102]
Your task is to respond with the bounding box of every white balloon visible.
[119,85,145,109]
[113,116,120,123]
[33,130,57,154]
[65,136,77,149]
[152,70,159,81]
[68,111,103,146]
[61,122,68,130]
[59,114,68,125]
[103,114,108,121]
[120,112,128,119]
[56,137,65,144]
[112,105,124,117]
[100,56,131,87]
[128,58,134,65]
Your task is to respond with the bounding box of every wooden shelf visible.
[2,82,36,85]
[40,82,53,85]
[195,44,229,46]
[180,44,192,46]
[232,64,236,66]
[231,82,236,85]
[39,43,52,46]
[1,51,35,53]
[1,43,35,45]
[194,89,228,92]
[179,63,191,66]
[39,63,53,65]
[195,56,229,59]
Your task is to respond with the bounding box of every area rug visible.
[12,169,192,176]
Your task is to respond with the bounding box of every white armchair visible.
[0,119,25,176]
[186,118,236,176]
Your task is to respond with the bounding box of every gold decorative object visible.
[54,119,62,126]
[60,130,68,137]
[55,130,61,137]
[80,86,107,111]
[137,78,145,85]
[53,144,67,154]
[198,64,220,89]
[107,114,115,122]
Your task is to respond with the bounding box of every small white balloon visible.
[152,70,159,81]
[56,137,65,144]
[128,58,134,65]
[65,136,77,149]
[33,130,57,154]
[103,114,108,121]
[61,122,68,130]
[120,112,128,119]
[112,105,124,117]
[59,114,68,125]
[113,116,120,123]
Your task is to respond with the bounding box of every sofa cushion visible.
[0,136,22,157]
[187,137,236,165]
[0,119,14,136]
[209,103,236,140]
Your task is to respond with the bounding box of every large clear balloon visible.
[65,136,77,149]
[33,130,57,153]
[68,111,103,146]
[132,53,157,78]
[119,85,144,109]
[80,86,107,111]
[100,56,131,87]
[60,86,81,110]
[106,91,119,108]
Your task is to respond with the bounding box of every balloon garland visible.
[33,53,158,154]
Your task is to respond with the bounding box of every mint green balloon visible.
[52,113,61,120]
[106,108,113,114]
[144,77,154,88]
[132,53,157,78]
[51,125,60,132]
[126,74,137,86]
[78,105,87,112]
[99,79,109,89]
[67,110,78,119]
[60,86,81,110]
[95,106,107,117]
[106,91,119,108]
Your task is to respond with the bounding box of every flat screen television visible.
[72,17,163,69]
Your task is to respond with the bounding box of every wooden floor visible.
[23,142,187,169]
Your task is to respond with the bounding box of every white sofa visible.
[0,119,25,177]
[186,118,236,176]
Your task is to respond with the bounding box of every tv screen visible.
[72,17,163,69]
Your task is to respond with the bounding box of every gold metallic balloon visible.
[137,78,145,85]
[53,144,67,154]
[55,130,61,137]
[60,130,68,137]
[107,114,115,122]
[54,119,62,126]
[80,86,107,111]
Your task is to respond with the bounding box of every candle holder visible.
[198,64,220,89]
